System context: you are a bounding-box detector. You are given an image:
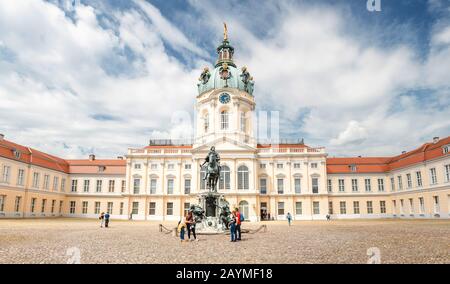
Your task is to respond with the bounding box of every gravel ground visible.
[0,218,448,264]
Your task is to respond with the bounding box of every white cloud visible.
[330,121,368,146]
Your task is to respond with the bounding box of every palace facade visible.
[1,32,449,221]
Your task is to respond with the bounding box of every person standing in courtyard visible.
[186,211,197,242]
[178,216,187,243]
[229,211,237,242]
[99,212,105,228]
[104,212,110,228]
[286,212,292,226]
[235,208,242,241]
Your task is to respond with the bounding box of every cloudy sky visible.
[0,0,449,158]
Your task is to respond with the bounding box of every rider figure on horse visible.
[200,146,221,191]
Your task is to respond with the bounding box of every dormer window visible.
[98,166,106,173]
[12,149,21,159]
[349,164,357,172]
[443,145,449,154]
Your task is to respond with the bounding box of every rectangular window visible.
[184,164,191,170]
[61,178,66,192]
[184,202,190,217]
[32,172,40,188]
[167,179,174,194]
[327,179,332,192]
[353,201,359,214]
[406,173,412,188]
[380,201,386,214]
[419,197,425,213]
[338,179,345,192]
[277,163,283,169]
[390,177,395,191]
[351,179,358,192]
[377,179,384,192]
[134,163,141,169]
[277,202,284,216]
[31,198,36,213]
[328,201,333,215]
[277,178,284,194]
[17,169,25,186]
[293,163,301,169]
[133,178,140,194]
[41,199,46,213]
[416,171,422,187]
[59,201,63,214]
[51,200,55,213]
[433,196,439,213]
[82,201,88,214]
[95,202,101,214]
[349,165,357,172]
[151,164,158,170]
[167,164,174,170]
[295,202,302,215]
[149,202,156,215]
[445,165,450,182]
[2,165,10,183]
[108,180,115,193]
[43,175,50,189]
[95,180,102,193]
[221,111,229,130]
[313,202,320,215]
[365,179,371,192]
[0,195,5,212]
[150,179,157,194]
[397,176,403,190]
[392,200,397,214]
[240,112,246,132]
[166,202,173,215]
[311,163,318,169]
[121,180,126,192]
[69,201,76,214]
[107,202,113,214]
[14,196,21,212]
[83,180,90,192]
[53,177,59,191]
[259,163,266,169]
[312,178,319,194]
[339,200,349,215]
[71,180,78,192]
[260,178,267,194]
[400,199,404,214]
[184,179,191,194]
[367,201,373,214]
[430,168,437,184]
[120,202,124,215]
[132,202,139,215]
[295,178,301,194]
[409,198,414,214]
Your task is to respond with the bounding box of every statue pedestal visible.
[195,191,227,234]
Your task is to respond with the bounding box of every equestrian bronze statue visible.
[200,146,221,192]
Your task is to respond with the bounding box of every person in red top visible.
[235,208,242,241]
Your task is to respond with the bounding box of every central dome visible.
[197,65,253,95]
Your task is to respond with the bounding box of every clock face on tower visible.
[219,93,231,104]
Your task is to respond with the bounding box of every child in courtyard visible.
[229,211,237,242]
[286,212,292,226]
[99,212,105,228]
[178,217,187,243]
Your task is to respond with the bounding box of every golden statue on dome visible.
[223,22,228,41]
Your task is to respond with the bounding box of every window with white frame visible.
[121,180,126,192]
[380,201,386,214]
[328,201,333,215]
[184,202,190,217]
[31,198,36,213]
[219,165,230,190]
[51,200,55,214]
[167,164,174,170]
[0,195,5,212]
[237,165,249,190]
[367,201,373,214]
[83,180,90,192]
[311,163,318,169]
[349,164,357,172]
[133,178,140,194]
[33,172,40,188]
[390,177,395,191]
[167,178,174,194]
[397,176,403,190]
[313,202,320,215]
[82,201,88,214]
[59,201,63,214]
[294,163,301,169]
[365,179,371,192]
[184,164,191,170]
[61,178,66,192]
[69,201,76,214]
[419,197,425,213]
[240,111,246,132]
[400,199,404,214]
[295,178,301,194]
[53,177,59,191]
[276,163,283,169]
[149,202,156,215]
[277,178,284,194]
[134,163,141,170]
[338,179,345,192]
[433,196,439,213]
[220,110,229,130]
[312,178,319,193]
[200,166,207,190]
[351,179,358,192]
[277,202,284,216]
[259,163,266,169]
[2,165,10,183]
[151,164,158,170]
[445,165,450,182]
[184,179,191,194]
[132,202,139,215]
[14,196,21,212]
[416,171,422,187]
[295,202,302,215]
[339,201,347,214]
[17,169,25,186]
[392,200,397,214]
[150,179,157,194]
[406,173,412,188]
[352,201,359,214]
[377,179,384,192]
[260,178,267,194]
[43,175,49,190]
[166,202,173,215]
[430,168,437,184]
[107,202,113,214]
[120,202,124,215]
[409,198,414,214]
[95,202,100,214]
[108,180,115,193]
[327,179,332,192]
[443,145,449,154]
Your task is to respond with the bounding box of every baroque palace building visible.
[1,32,450,221]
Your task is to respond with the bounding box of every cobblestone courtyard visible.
[0,218,448,264]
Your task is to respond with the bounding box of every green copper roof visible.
[197,65,254,96]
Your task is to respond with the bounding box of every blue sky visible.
[0,0,449,158]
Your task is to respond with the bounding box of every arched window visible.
[219,165,230,190]
[221,110,229,130]
[204,113,209,133]
[239,200,249,220]
[200,165,207,190]
[237,165,249,190]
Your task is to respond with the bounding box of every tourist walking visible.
[186,211,197,241]
[286,212,292,226]
[235,208,242,241]
[99,212,105,228]
[229,211,237,242]
[178,217,187,243]
[105,212,110,228]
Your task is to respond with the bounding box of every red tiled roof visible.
[257,144,309,148]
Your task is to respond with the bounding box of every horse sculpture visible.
[189,204,205,223]
[219,204,232,229]
[201,146,221,192]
